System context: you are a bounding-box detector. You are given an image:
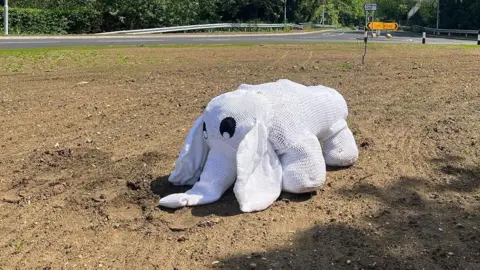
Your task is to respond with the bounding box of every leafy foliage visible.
[0,7,104,34]
[0,8,68,34]
[1,0,479,34]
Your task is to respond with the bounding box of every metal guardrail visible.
[422,27,480,45]
[300,23,339,28]
[424,27,479,35]
[97,23,307,35]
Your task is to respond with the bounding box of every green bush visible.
[0,7,102,34]
[0,8,67,34]
[62,8,103,34]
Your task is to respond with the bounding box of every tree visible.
[98,0,166,30]
[218,0,284,23]
[4,0,480,33]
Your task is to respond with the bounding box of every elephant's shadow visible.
[150,166,350,217]
[150,175,244,217]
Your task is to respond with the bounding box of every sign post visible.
[362,30,368,65]
[361,3,377,64]
[2,0,8,35]
[363,3,377,36]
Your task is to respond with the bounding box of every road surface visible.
[0,30,476,49]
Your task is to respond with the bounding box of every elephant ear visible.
[234,120,283,212]
[168,114,209,186]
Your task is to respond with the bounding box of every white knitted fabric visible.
[159,79,358,212]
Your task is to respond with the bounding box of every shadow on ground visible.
[219,157,480,269]
[150,165,350,217]
[150,175,317,217]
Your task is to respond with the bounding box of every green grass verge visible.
[0,41,477,56]
[0,43,262,54]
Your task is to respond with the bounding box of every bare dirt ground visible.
[0,43,479,270]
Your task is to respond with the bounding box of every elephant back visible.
[235,79,349,150]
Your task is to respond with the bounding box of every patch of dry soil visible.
[0,44,479,269]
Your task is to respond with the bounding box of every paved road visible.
[0,30,476,49]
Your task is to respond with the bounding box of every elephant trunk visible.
[185,147,237,203]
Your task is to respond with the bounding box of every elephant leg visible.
[279,133,326,194]
[159,151,236,208]
[321,119,359,167]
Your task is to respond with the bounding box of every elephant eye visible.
[219,117,236,139]
[203,122,208,139]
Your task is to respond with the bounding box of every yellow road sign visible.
[368,22,399,31]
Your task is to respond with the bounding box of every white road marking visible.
[0,41,62,44]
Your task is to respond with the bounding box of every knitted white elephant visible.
[159,79,358,212]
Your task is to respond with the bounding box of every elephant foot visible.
[278,133,327,194]
[321,120,359,167]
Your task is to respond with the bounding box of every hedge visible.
[0,7,102,34]
[63,8,102,34]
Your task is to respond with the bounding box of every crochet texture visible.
[159,79,358,212]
